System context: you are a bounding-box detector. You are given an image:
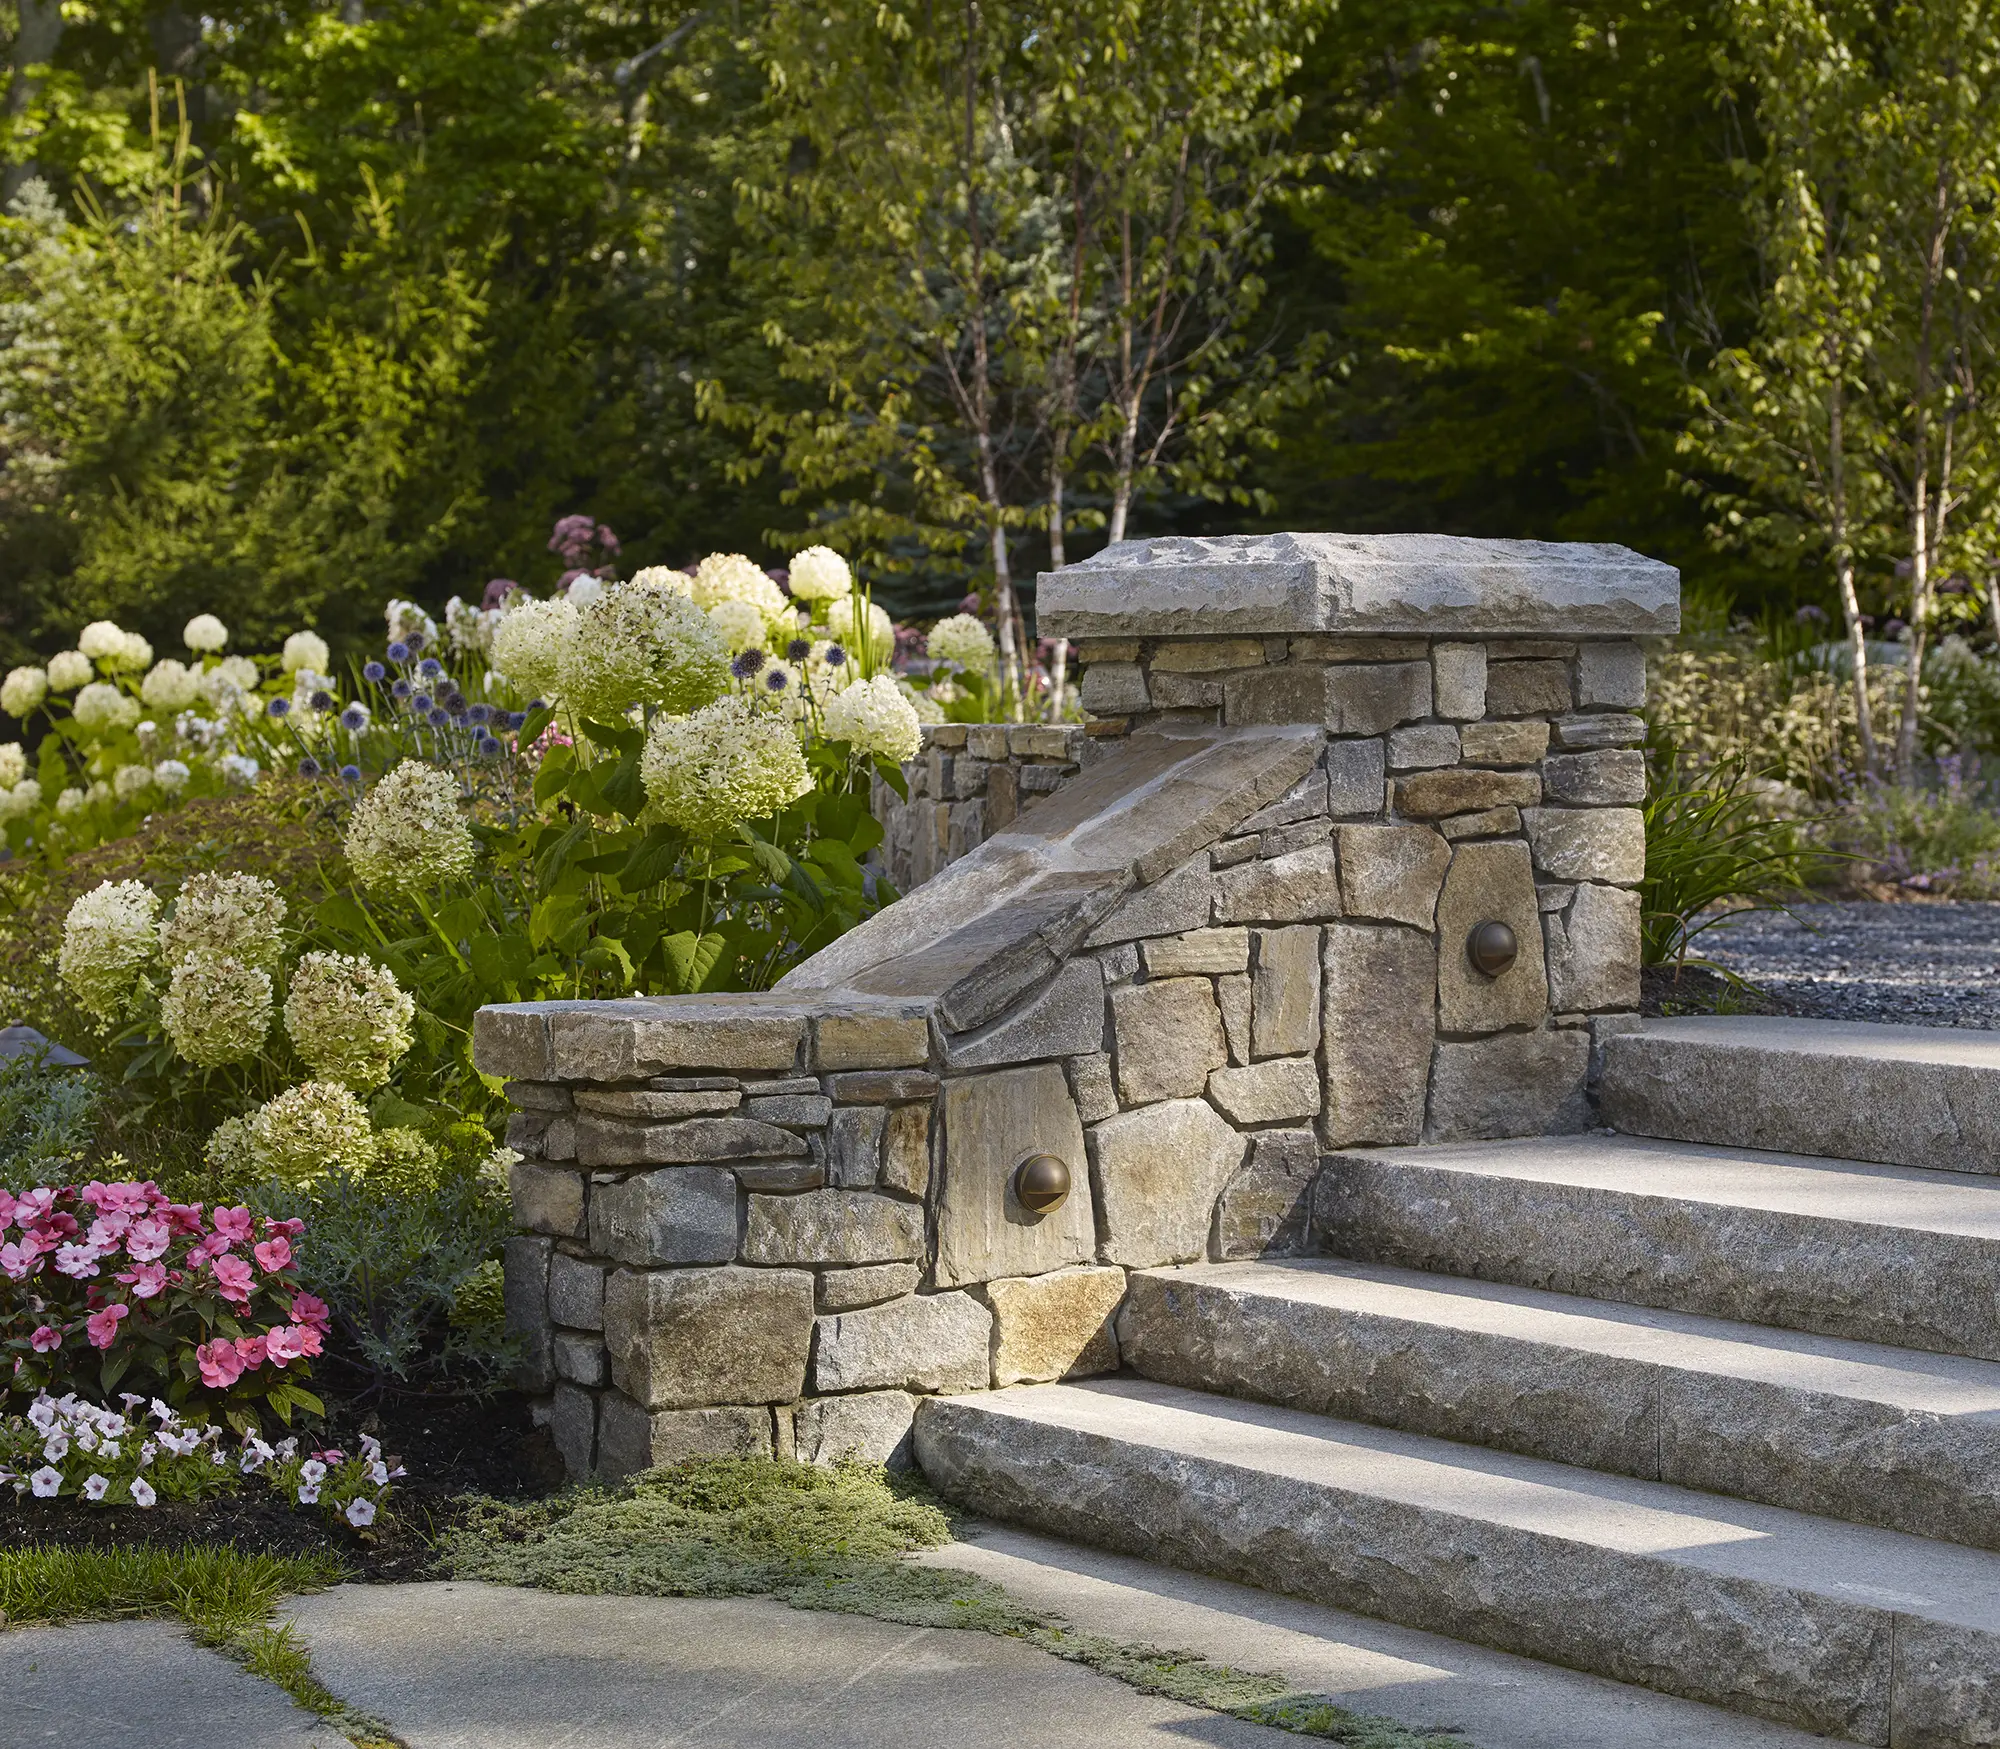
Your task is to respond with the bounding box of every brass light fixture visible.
[1012,1153,1071,1214]
[1467,920,1519,978]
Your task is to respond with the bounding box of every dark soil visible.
[1640,963,1785,1019]
[0,1387,565,1581]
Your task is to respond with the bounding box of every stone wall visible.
[475,532,1679,1482]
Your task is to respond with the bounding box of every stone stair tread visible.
[1134,1257,2000,1415]
[1335,1131,2000,1240]
[924,1378,2000,1629]
[1630,1014,2000,1067]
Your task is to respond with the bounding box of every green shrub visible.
[0,1048,98,1179]
[1830,780,2000,897]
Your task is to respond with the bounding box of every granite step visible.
[1116,1257,2000,1549]
[1599,1015,2000,1175]
[914,1377,2000,1747]
[1314,1131,2000,1362]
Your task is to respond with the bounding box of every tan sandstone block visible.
[984,1266,1128,1385]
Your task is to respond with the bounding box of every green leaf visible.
[578,935,637,988]
[597,751,647,820]
[578,716,644,754]
[621,824,687,889]
[661,929,728,993]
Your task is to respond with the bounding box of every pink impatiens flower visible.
[290,1292,331,1331]
[210,1254,254,1304]
[252,1234,292,1273]
[234,1333,269,1369]
[211,1206,255,1247]
[84,1303,129,1349]
[29,1325,61,1352]
[53,1242,101,1279]
[117,1261,168,1299]
[195,1338,245,1389]
[124,1217,171,1262]
[0,1241,36,1280]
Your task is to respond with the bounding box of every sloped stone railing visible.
[475,532,1679,1480]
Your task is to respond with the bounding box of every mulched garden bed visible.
[2,1387,564,1582]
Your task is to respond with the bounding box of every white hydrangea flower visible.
[386,600,438,646]
[706,599,769,654]
[161,954,273,1068]
[217,655,260,691]
[901,679,946,724]
[86,779,111,806]
[203,1114,256,1181]
[113,763,153,801]
[626,566,690,596]
[0,779,39,820]
[557,581,731,722]
[77,620,127,661]
[46,651,92,692]
[345,760,478,894]
[0,743,24,787]
[281,630,331,675]
[565,574,607,608]
[183,614,229,652]
[140,659,200,713]
[283,951,416,1089]
[490,595,576,702]
[2,666,47,717]
[821,674,923,763]
[290,669,335,716]
[59,879,160,1022]
[160,873,288,972]
[246,1081,378,1187]
[116,631,154,672]
[71,682,141,737]
[640,696,813,838]
[153,759,191,792]
[787,545,853,603]
[218,754,260,786]
[55,786,86,816]
[926,613,995,671]
[691,553,790,621]
[826,596,895,663]
[445,596,501,656]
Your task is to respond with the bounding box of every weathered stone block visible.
[548,1251,606,1331]
[1553,712,1645,748]
[1321,925,1434,1148]
[1435,839,1549,1033]
[1293,636,1430,662]
[826,1070,940,1104]
[935,1065,1095,1287]
[589,1166,738,1266]
[1242,768,1327,829]
[881,1102,932,1199]
[1523,807,1646,883]
[1432,643,1487,720]
[505,1110,550,1158]
[550,1380,595,1478]
[743,1094,833,1127]
[1396,769,1542,818]
[1544,882,1643,1012]
[1085,855,1214,945]
[946,957,1105,1068]
[1140,928,1251,977]
[575,1088,741,1119]
[1213,841,1342,924]
[1208,1057,1321,1124]
[596,1398,771,1480]
[813,1292,993,1394]
[1089,1097,1246,1267]
[1485,659,1572,716]
[539,1115,577,1162]
[1386,724,1460,770]
[1545,749,1645,809]
[1111,978,1227,1104]
[732,1160,825,1192]
[1066,1052,1119,1122]
[1080,662,1150,716]
[1440,805,1523,840]
[1577,641,1647,708]
[1325,738,1388,815]
[1223,664,1325,726]
[1218,973,1253,1065]
[1212,1128,1322,1258]
[576,1115,806,1168]
[1149,671,1223,710]
[552,1006,806,1080]
[474,1006,554,1081]
[741,1189,924,1266]
[505,1079,572,1114]
[553,1331,607,1387]
[1251,926,1320,1058]
[1259,820,1333,858]
[816,1261,922,1312]
[984,1267,1128,1385]
[793,1391,918,1468]
[1457,720,1551,766]
[966,724,1011,759]
[1336,824,1451,929]
[510,1160,586,1239]
[1152,638,1267,672]
[504,1234,555,1393]
[1428,1028,1592,1141]
[603,1266,814,1408]
[827,1106,886,1188]
[1324,662,1432,735]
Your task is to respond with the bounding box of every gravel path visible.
[1699,900,2000,1029]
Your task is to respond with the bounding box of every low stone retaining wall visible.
[476,532,1679,1480]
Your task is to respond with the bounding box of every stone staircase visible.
[915,1017,2000,1746]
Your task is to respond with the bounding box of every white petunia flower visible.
[786,545,853,603]
[283,951,415,1090]
[281,630,331,675]
[639,696,812,838]
[344,761,478,894]
[184,613,229,652]
[1,666,47,717]
[821,674,923,763]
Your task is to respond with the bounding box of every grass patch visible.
[0,1543,400,1747]
[438,1458,1465,1747]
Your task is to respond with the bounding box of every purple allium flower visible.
[482,577,519,611]
[411,692,433,713]
[405,631,427,654]
[765,669,790,692]
[363,661,386,683]
[428,708,450,727]
[339,705,367,730]
[478,735,503,758]
[467,703,491,724]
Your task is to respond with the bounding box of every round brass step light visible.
[1012,1153,1071,1215]
[1467,919,1519,979]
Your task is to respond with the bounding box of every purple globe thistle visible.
[506,711,528,730]
[298,757,321,777]
[363,661,386,683]
[765,668,791,693]
[405,631,428,654]
[412,693,433,713]
[267,697,290,718]
[786,639,811,663]
[339,764,362,782]
[309,690,334,712]
[386,641,411,664]
[428,708,451,727]
[339,705,367,731]
[824,643,848,669]
[391,679,413,700]
[467,703,491,724]
[731,648,767,681]
[419,657,443,678]
[477,735,504,758]
[525,698,548,713]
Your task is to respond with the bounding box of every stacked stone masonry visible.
[475,532,1677,1482]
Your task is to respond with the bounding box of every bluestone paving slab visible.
[282,1580,1290,1748]
[1601,1014,2000,1173]
[916,1378,2000,1744]
[1316,1131,2000,1359]
[1118,1258,2000,1546]
[0,1618,344,1748]
[921,1521,1837,1749]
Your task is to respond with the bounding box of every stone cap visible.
[1036,533,1680,640]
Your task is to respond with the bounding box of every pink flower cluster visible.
[2,1178,325,1409]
